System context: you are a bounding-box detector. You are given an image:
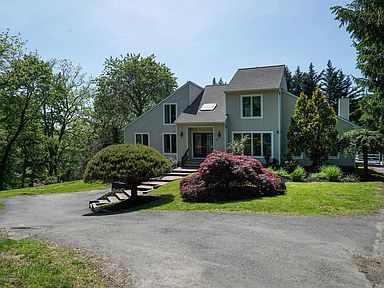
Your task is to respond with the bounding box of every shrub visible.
[84,144,171,197]
[284,159,299,174]
[308,172,326,182]
[267,167,289,177]
[180,150,286,202]
[290,166,306,182]
[320,165,342,182]
[343,174,360,182]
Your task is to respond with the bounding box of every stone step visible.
[115,192,129,200]
[141,181,167,187]
[137,185,154,191]
[165,172,189,177]
[173,167,198,173]
[107,196,120,203]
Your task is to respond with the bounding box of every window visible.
[241,95,262,118]
[135,133,149,146]
[164,103,177,124]
[163,133,177,154]
[233,132,272,157]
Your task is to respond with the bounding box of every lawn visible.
[0,180,108,210]
[0,237,109,287]
[126,180,384,216]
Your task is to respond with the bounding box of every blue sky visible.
[1,0,358,86]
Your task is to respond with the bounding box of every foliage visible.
[132,179,384,216]
[302,63,323,97]
[359,94,384,133]
[320,165,342,182]
[291,66,305,96]
[331,1,384,99]
[283,159,299,174]
[94,54,177,147]
[288,88,338,167]
[227,135,249,155]
[267,167,289,177]
[0,238,108,287]
[339,128,384,174]
[180,150,285,202]
[343,174,360,182]
[84,144,171,197]
[290,166,306,182]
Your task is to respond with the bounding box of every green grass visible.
[126,180,384,216]
[0,238,108,287]
[0,180,108,199]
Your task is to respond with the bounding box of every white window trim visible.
[240,94,263,119]
[232,131,274,158]
[134,132,150,146]
[162,132,177,154]
[163,103,177,125]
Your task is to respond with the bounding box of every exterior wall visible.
[281,90,356,166]
[177,123,225,160]
[124,82,203,160]
[225,89,280,162]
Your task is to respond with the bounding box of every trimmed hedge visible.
[180,150,286,202]
[84,144,171,196]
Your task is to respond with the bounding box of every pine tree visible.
[218,77,224,85]
[291,66,304,96]
[285,66,293,92]
[321,60,341,108]
[302,63,322,97]
[288,88,338,168]
[212,77,217,85]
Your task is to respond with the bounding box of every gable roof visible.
[225,65,285,92]
[123,81,203,130]
[175,85,227,124]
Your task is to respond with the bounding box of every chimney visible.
[338,98,350,121]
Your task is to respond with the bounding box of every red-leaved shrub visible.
[180,150,285,202]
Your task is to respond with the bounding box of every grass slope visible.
[129,180,384,216]
[0,180,108,210]
[0,238,108,287]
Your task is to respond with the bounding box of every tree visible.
[285,66,293,92]
[339,128,384,174]
[331,1,384,98]
[288,88,338,168]
[0,54,52,190]
[83,144,171,198]
[42,59,91,177]
[302,63,322,97]
[218,77,225,85]
[212,77,216,85]
[291,66,304,96]
[94,54,177,147]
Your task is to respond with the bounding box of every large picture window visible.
[241,95,262,118]
[164,103,177,124]
[163,133,177,154]
[135,133,149,146]
[233,132,272,157]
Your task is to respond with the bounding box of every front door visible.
[193,133,213,158]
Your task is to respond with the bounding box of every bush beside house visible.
[180,150,286,202]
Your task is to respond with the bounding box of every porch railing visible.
[181,148,189,166]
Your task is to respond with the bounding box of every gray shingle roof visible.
[225,65,285,92]
[175,85,227,124]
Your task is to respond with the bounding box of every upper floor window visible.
[241,95,262,118]
[164,103,177,124]
[135,133,149,146]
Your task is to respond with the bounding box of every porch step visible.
[173,167,198,173]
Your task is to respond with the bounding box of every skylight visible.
[200,103,217,111]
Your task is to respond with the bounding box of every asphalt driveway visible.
[0,190,383,288]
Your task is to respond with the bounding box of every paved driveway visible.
[0,191,382,288]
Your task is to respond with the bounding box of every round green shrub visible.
[84,144,171,196]
[290,166,306,182]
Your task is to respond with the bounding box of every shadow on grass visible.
[83,194,175,216]
[355,167,384,182]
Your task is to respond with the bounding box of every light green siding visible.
[124,82,203,160]
[226,89,280,162]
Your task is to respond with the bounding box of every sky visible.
[0,0,359,86]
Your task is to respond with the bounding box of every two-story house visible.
[124,65,356,166]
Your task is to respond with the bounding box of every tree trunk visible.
[130,185,138,198]
[363,148,369,175]
[0,161,6,191]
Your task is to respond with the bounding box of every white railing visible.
[355,153,382,165]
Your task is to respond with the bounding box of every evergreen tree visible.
[285,66,293,92]
[288,88,338,168]
[218,77,224,85]
[302,63,322,97]
[291,66,304,96]
[212,77,216,85]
